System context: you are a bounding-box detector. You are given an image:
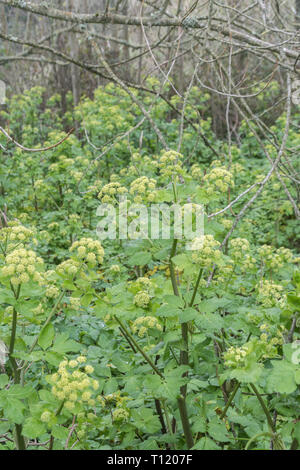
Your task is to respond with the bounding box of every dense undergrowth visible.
[0,84,299,450]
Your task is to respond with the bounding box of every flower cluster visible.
[129,176,157,203]
[131,316,162,337]
[191,234,222,267]
[158,150,184,178]
[267,247,294,271]
[97,182,127,204]
[56,258,81,277]
[48,357,99,411]
[135,277,152,290]
[134,291,151,308]
[69,296,81,311]
[70,170,83,182]
[259,323,284,358]
[190,163,203,180]
[241,254,257,272]
[70,238,104,266]
[0,222,36,249]
[110,264,121,274]
[220,218,233,230]
[45,285,60,298]
[203,167,234,194]
[98,391,130,422]
[257,280,286,308]
[224,345,249,368]
[257,244,273,265]
[1,248,44,286]
[229,238,250,261]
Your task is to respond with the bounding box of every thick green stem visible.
[169,238,179,296]
[169,236,193,448]
[49,400,65,450]
[177,396,194,449]
[8,284,26,450]
[220,381,240,419]
[250,383,276,433]
[113,316,164,378]
[189,268,203,308]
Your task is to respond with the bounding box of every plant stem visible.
[177,396,194,449]
[8,284,26,450]
[113,316,164,378]
[169,236,193,448]
[49,400,65,450]
[189,268,203,308]
[169,238,179,296]
[161,399,175,449]
[220,381,240,419]
[250,383,276,433]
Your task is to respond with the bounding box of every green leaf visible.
[195,312,224,333]
[23,417,46,439]
[127,252,152,266]
[192,436,221,450]
[52,333,81,354]
[51,424,69,440]
[8,384,34,399]
[131,408,161,434]
[229,363,263,384]
[287,294,300,311]
[38,323,55,350]
[0,374,9,388]
[266,360,297,394]
[4,397,25,424]
[179,307,198,323]
[198,297,232,313]
[156,304,180,318]
[208,418,231,442]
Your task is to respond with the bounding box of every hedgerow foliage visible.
[0,84,299,450]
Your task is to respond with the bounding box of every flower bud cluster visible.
[134,291,151,308]
[98,182,127,204]
[130,176,157,203]
[229,238,250,261]
[49,357,99,411]
[0,222,36,248]
[131,316,162,337]
[191,234,222,267]
[70,238,104,266]
[203,167,234,194]
[2,248,44,286]
[257,280,286,308]
[158,150,184,178]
